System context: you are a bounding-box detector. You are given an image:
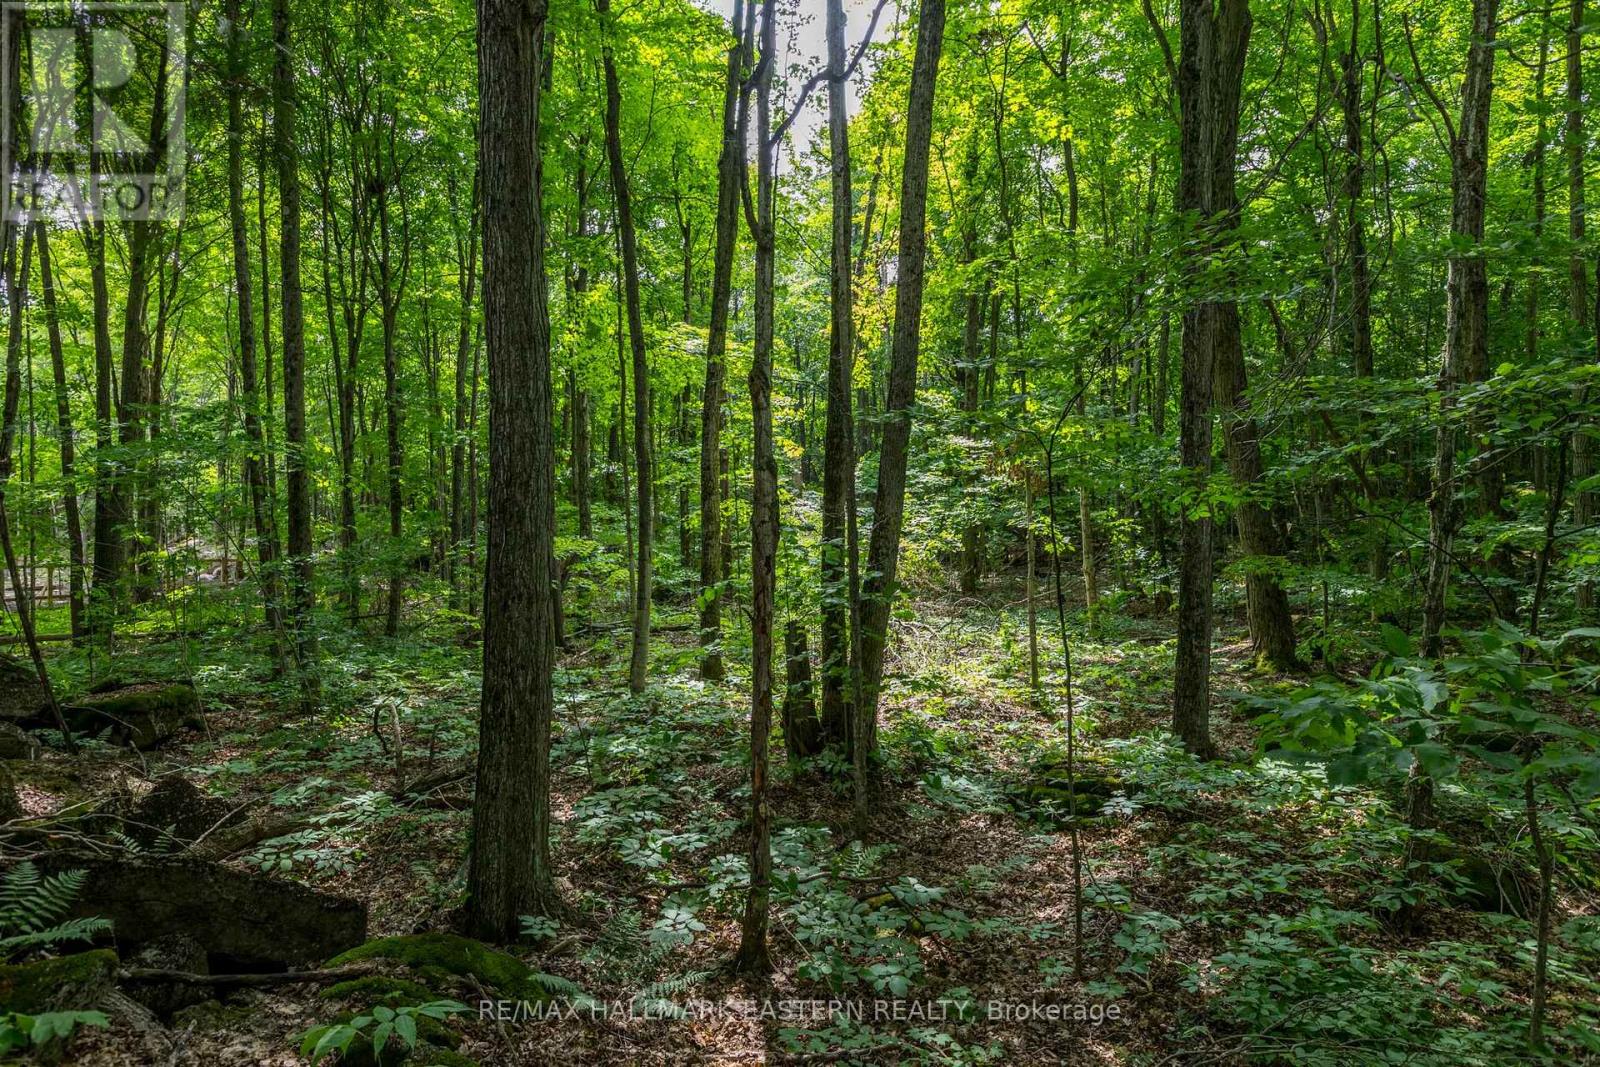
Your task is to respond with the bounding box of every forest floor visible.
[11,577,1600,1065]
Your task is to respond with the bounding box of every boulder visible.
[0,948,118,1014]
[63,681,203,750]
[0,722,39,760]
[0,656,46,726]
[46,857,367,970]
[121,777,244,850]
[124,933,211,1016]
[0,762,20,822]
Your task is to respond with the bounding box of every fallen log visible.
[118,962,381,989]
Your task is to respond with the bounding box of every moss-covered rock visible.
[326,934,549,1002]
[63,682,203,750]
[321,975,435,1004]
[0,722,39,760]
[0,656,47,726]
[0,949,117,1014]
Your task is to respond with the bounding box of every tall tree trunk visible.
[1172,0,1252,757]
[1339,0,1374,379]
[858,0,946,754]
[84,218,116,650]
[451,171,481,599]
[226,0,285,663]
[467,0,560,938]
[570,146,594,542]
[734,0,776,978]
[820,0,860,747]
[274,0,320,707]
[599,0,654,694]
[1422,0,1499,656]
[35,228,85,642]
[1569,0,1594,614]
[376,137,411,638]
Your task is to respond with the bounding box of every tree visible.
[598,0,656,696]
[274,0,319,706]
[819,0,860,747]
[858,0,947,757]
[226,0,285,662]
[734,0,775,978]
[1171,0,1251,757]
[698,0,748,683]
[1421,0,1499,656]
[467,0,560,938]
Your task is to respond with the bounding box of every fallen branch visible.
[119,963,380,989]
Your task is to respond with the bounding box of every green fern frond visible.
[0,865,89,936]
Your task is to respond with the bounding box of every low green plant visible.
[298,1000,469,1065]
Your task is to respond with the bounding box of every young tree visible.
[734,0,776,977]
[226,0,285,661]
[1421,0,1499,655]
[467,0,560,938]
[274,0,319,705]
[858,0,947,755]
[819,0,859,746]
[698,0,748,683]
[598,0,655,695]
[1171,0,1251,757]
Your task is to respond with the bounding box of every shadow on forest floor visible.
[10,581,1600,1064]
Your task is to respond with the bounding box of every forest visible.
[0,0,1599,1061]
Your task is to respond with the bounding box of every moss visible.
[321,975,434,1003]
[64,683,202,748]
[75,683,198,718]
[0,949,117,1014]
[326,934,548,1001]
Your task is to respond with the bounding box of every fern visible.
[0,864,111,962]
[636,969,711,1001]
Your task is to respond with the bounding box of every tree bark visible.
[599,0,654,695]
[858,0,946,755]
[1569,0,1594,613]
[274,0,319,707]
[226,0,285,663]
[820,0,860,748]
[734,0,776,978]
[1422,0,1498,656]
[1172,0,1251,757]
[467,0,560,937]
[35,228,86,642]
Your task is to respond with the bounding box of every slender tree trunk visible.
[696,17,738,682]
[1172,0,1251,757]
[274,0,320,707]
[226,0,285,663]
[599,0,654,694]
[86,218,117,649]
[820,0,860,748]
[467,0,560,938]
[734,0,777,977]
[376,146,411,638]
[1569,0,1594,614]
[35,228,85,642]
[451,171,481,599]
[1422,0,1498,656]
[858,0,946,754]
